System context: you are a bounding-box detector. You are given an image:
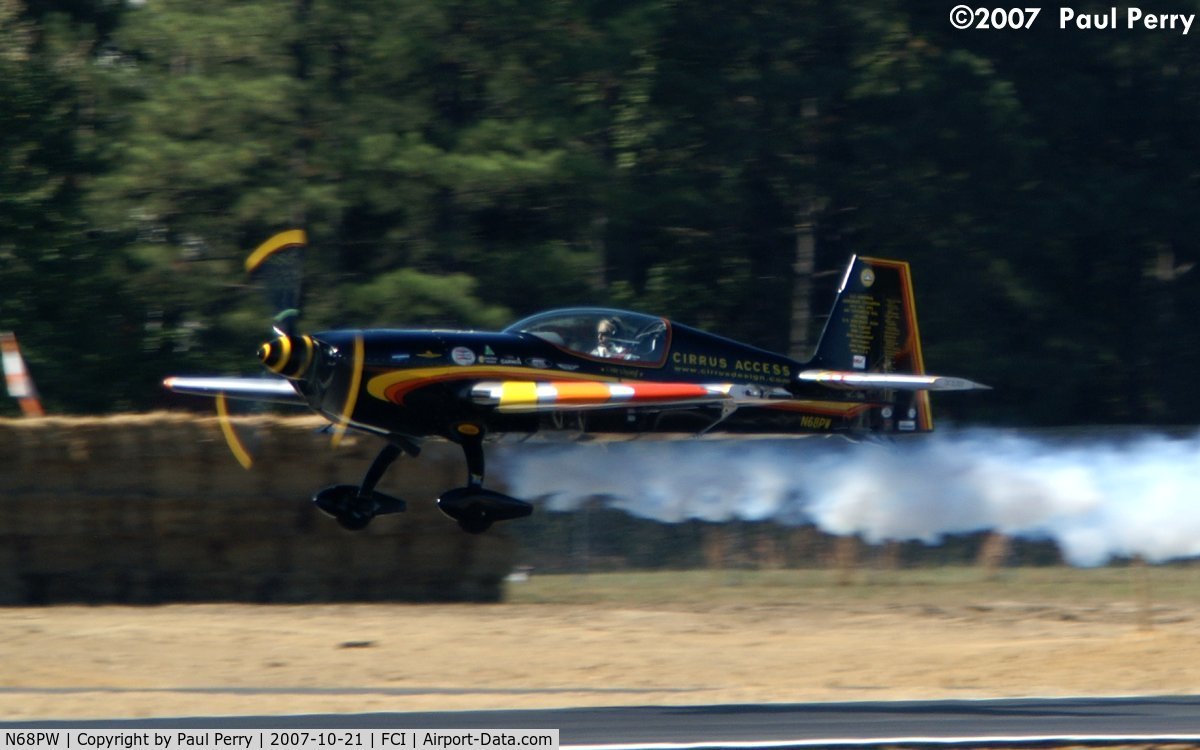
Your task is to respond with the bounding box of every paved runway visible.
[7,697,1200,745]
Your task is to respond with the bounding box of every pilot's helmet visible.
[597,319,616,337]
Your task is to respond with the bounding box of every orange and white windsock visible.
[1,332,44,417]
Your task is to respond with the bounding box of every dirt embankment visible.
[0,415,513,604]
[1,591,1196,720]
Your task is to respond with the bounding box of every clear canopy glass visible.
[504,308,669,364]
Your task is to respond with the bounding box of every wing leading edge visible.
[162,376,306,406]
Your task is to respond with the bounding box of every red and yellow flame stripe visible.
[368,366,622,405]
[470,380,724,412]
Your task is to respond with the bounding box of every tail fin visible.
[802,256,987,432]
[811,256,927,376]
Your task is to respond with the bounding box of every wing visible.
[468,380,787,413]
[163,376,307,405]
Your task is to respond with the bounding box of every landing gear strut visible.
[313,427,531,534]
[437,424,533,534]
[312,437,418,530]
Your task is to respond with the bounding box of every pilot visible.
[590,319,627,358]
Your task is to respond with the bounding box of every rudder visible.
[809,255,932,430]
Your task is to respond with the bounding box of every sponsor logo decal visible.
[670,351,792,379]
[417,350,441,359]
[860,267,876,288]
[527,357,552,369]
[673,351,728,369]
[500,356,523,366]
[451,347,477,366]
[853,354,867,370]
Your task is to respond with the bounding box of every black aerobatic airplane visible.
[165,231,988,533]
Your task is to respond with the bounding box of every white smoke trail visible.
[495,430,1200,566]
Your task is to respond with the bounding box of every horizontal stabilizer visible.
[798,370,990,392]
[162,376,306,405]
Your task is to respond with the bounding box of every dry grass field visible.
[2,566,1199,720]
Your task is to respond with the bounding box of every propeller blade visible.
[244,229,306,274]
[215,393,254,469]
[245,229,306,337]
[331,333,365,448]
[184,231,310,470]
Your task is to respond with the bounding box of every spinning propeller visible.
[215,230,365,467]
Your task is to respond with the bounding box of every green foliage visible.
[0,0,146,413]
[2,0,1200,425]
[318,268,510,329]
